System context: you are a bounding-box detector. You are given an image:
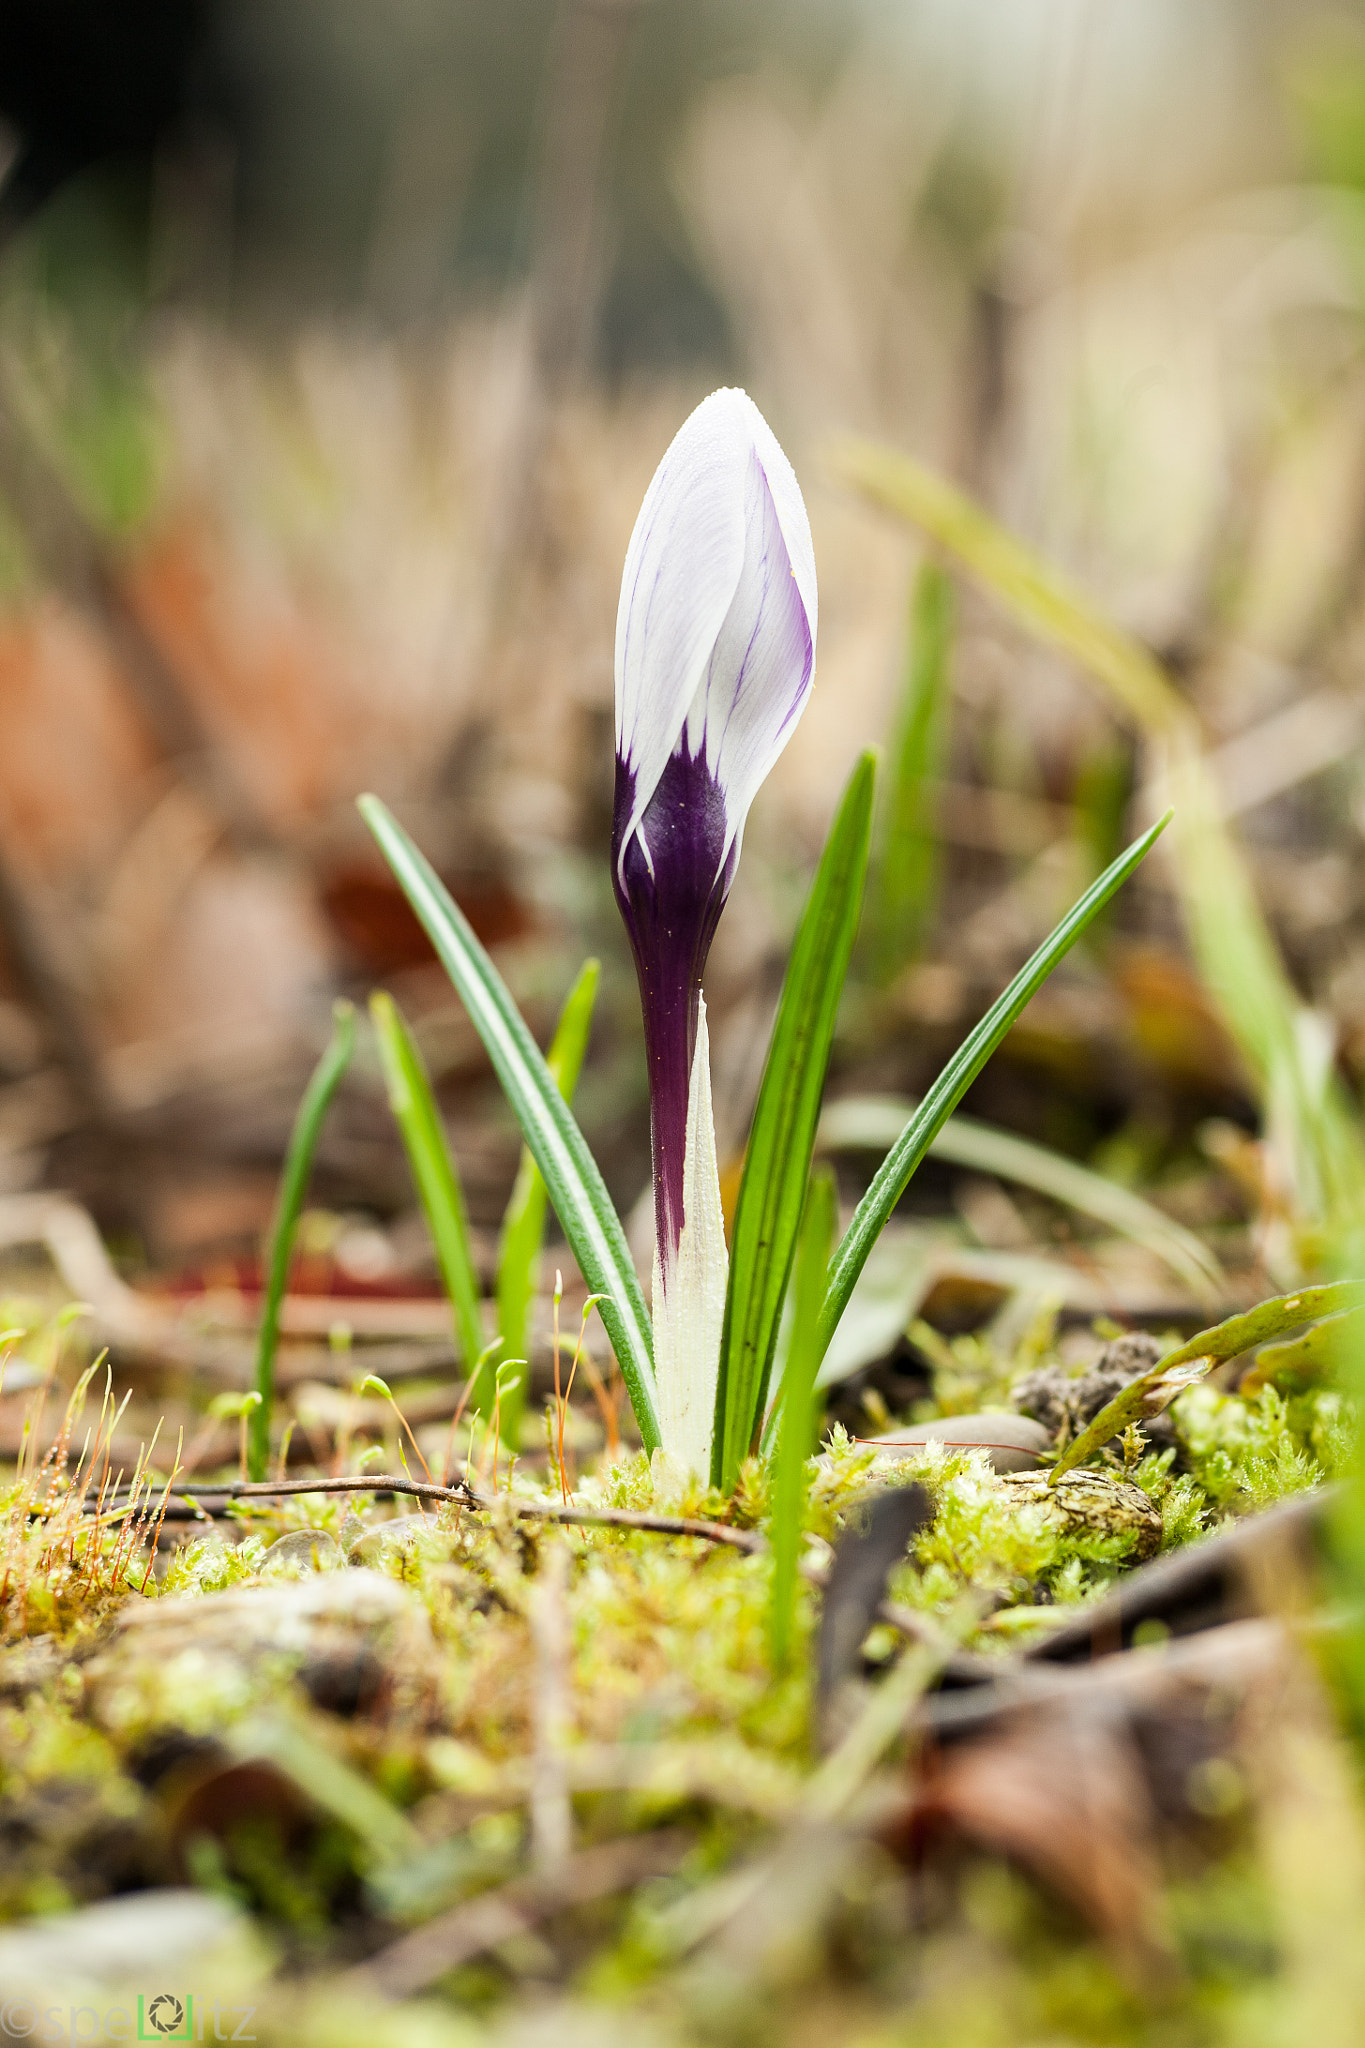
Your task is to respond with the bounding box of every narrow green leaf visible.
[769,1168,836,1673]
[1158,1279,1365,1377]
[817,814,1171,1366]
[1073,736,1134,949]
[835,439,1186,737]
[1323,1253,1365,1744]
[816,1094,1222,1302]
[235,1714,419,1863]
[1050,1278,1365,1480]
[836,435,1365,1237]
[713,750,875,1490]
[495,958,600,1443]
[358,795,659,1451]
[873,565,951,980]
[370,990,486,1399]
[1166,739,1365,1226]
[1241,1305,1365,1394]
[250,1001,356,1480]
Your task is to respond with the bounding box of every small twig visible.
[77,1470,762,1545]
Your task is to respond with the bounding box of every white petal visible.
[687,425,816,870]
[746,398,817,652]
[650,995,728,1477]
[615,391,751,845]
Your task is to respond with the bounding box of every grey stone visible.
[1013,1331,1176,1453]
[260,1527,343,1573]
[0,1887,252,1994]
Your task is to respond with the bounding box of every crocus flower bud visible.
[612,387,817,1472]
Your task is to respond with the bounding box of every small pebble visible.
[861,1413,1049,1474]
[346,1511,448,1565]
[0,1887,252,1996]
[260,1527,342,1573]
[998,1468,1163,1561]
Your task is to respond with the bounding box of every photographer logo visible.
[138,1997,192,2042]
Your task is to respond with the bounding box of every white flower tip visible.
[614,389,817,830]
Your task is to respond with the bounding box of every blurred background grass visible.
[3,0,1365,1292]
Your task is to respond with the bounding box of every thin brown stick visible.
[70,1472,942,1610]
[79,1470,766,1548]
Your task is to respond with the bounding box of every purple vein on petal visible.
[695,454,812,798]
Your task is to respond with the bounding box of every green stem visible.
[495,959,599,1449]
[370,991,486,1400]
[250,1002,356,1481]
[769,1169,836,1673]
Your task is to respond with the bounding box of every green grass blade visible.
[370,990,486,1399]
[1324,1261,1365,1747]
[769,1167,836,1673]
[1243,1306,1365,1393]
[1166,739,1365,1225]
[713,751,875,1490]
[817,813,1171,1365]
[1153,1279,1365,1378]
[816,1094,1222,1302]
[1073,736,1133,948]
[495,958,600,1444]
[836,435,1365,1242]
[873,564,951,980]
[358,794,659,1450]
[835,439,1186,737]
[249,1001,356,1480]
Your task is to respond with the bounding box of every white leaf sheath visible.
[651,994,729,1476]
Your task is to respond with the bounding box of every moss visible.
[1174,1386,1344,1511]
[160,1534,273,1596]
[0,1291,1356,2042]
[906,1320,1024,1419]
[1125,1447,1213,1550]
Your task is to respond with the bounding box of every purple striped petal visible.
[685,429,816,875]
[614,392,750,888]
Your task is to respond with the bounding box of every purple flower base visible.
[613,745,736,1274]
